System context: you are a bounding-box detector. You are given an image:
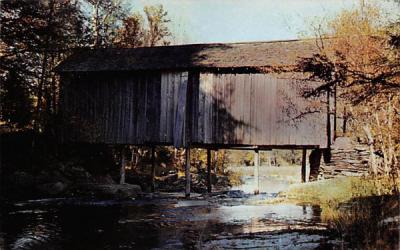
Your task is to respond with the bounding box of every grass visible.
[281,175,399,206]
[225,169,244,186]
[279,176,400,249]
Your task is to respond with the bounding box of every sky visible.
[131,0,399,44]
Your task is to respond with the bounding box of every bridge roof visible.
[56,38,326,72]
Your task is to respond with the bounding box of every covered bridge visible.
[56,39,335,195]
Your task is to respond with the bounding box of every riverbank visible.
[0,130,239,201]
[1,168,399,249]
[275,176,400,249]
[281,176,399,205]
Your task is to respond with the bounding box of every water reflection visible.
[1,168,345,249]
[2,195,342,250]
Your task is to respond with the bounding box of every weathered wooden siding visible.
[191,73,328,148]
[61,71,328,148]
[61,71,188,144]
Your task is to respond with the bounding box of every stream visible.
[0,167,347,249]
[1,196,343,250]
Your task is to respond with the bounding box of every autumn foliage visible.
[298,5,400,176]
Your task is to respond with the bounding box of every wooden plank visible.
[110,80,116,143]
[153,74,161,143]
[250,74,257,144]
[214,74,221,144]
[132,77,139,143]
[116,78,122,143]
[217,74,223,144]
[102,78,108,142]
[121,78,128,144]
[204,74,212,144]
[148,74,156,142]
[166,73,172,142]
[144,75,150,142]
[127,77,134,143]
[280,78,288,145]
[228,74,236,143]
[255,75,263,145]
[225,74,233,143]
[173,72,180,122]
[173,73,188,148]
[190,72,199,143]
[219,74,226,144]
[276,76,284,146]
[160,73,168,142]
[243,74,252,144]
[231,74,240,143]
[210,74,216,144]
[271,75,278,146]
[238,74,245,144]
[137,74,146,144]
[263,75,271,145]
[198,74,206,143]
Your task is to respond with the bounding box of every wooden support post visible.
[267,150,272,167]
[254,149,260,194]
[207,149,212,193]
[120,147,126,184]
[302,148,307,183]
[309,149,322,182]
[151,146,156,192]
[185,148,191,198]
[214,150,218,174]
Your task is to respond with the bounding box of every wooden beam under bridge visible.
[254,149,260,194]
[207,149,212,193]
[151,146,156,192]
[302,148,307,183]
[185,148,191,198]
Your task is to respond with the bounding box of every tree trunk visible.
[363,125,377,175]
[34,50,49,132]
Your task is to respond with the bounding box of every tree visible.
[115,5,171,48]
[0,69,33,128]
[144,5,171,46]
[115,13,145,48]
[1,0,87,130]
[297,4,400,175]
[85,0,128,48]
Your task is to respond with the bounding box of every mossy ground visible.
[277,176,400,248]
[281,176,399,206]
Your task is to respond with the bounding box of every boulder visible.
[11,171,35,188]
[93,174,116,184]
[37,181,68,196]
[158,173,178,184]
[78,183,142,199]
[35,170,70,185]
